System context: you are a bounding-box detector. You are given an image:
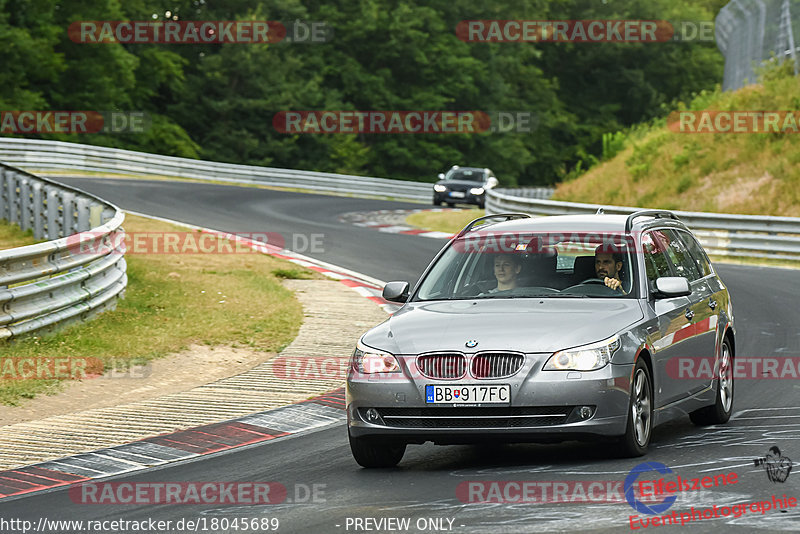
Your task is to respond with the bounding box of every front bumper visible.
[347,357,633,444]
[434,191,485,205]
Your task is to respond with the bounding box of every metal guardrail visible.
[0,138,433,201]
[0,164,127,340]
[487,188,800,261]
[716,0,800,91]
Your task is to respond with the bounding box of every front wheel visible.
[690,338,734,426]
[348,431,406,468]
[617,359,653,457]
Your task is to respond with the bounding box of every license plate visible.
[449,191,466,198]
[426,384,510,404]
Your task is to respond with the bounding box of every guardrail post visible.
[6,170,20,226]
[45,185,62,239]
[76,197,91,232]
[31,182,44,239]
[61,191,76,235]
[88,203,103,230]
[19,176,32,233]
[0,168,7,221]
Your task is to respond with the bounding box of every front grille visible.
[445,184,470,192]
[471,352,525,378]
[371,407,572,428]
[417,353,466,379]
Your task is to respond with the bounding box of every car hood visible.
[361,299,643,355]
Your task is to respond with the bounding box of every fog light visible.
[366,408,381,422]
[579,406,594,420]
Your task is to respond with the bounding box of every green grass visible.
[272,268,313,279]
[552,63,800,217]
[0,221,39,248]
[405,208,484,234]
[0,214,319,405]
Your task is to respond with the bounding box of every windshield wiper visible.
[528,293,591,298]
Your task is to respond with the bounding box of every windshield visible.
[445,169,484,182]
[415,231,637,300]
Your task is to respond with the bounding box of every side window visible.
[677,231,713,277]
[662,230,701,282]
[641,232,673,283]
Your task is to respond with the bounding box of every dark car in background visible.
[433,166,498,208]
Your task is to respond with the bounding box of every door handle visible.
[685,309,695,321]
[708,299,717,310]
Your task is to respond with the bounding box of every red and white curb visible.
[125,210,400,314]
[339,208,458,240]
[0,390,346,500]
[0,212,400,500]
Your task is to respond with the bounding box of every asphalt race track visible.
[2,177,799,533]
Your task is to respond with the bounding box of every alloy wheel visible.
[632,368,652,446]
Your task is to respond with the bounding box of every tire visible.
[446,202,455,208]
[617,359,653,457]
[433,195,443,206]
[689,338,734,426]
[348,431,406,468]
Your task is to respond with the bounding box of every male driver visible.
[595,246,626,293]
[492,254,523,292]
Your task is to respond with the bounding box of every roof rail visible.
[625,210,680,232]
[456,213,531,238]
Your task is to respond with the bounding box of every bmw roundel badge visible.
[465,340,478,348]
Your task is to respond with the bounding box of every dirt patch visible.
[0,344,275,426]
[715,171,776,212]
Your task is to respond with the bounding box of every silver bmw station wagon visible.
[347,211,735,467]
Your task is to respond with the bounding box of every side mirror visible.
[382,281,410,303]
[654,277,691,298]
[486,177,498,189]
[437,173,445,180]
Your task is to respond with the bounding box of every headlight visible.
[470,187,485,195]
[544,335,620,371]
[352,341,400,373]
[433,184,447,192]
